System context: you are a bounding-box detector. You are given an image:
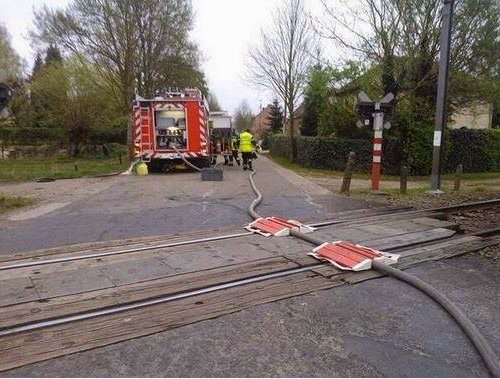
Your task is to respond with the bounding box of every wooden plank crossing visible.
[0,257,299,329]
[0,272,339,372]
[0,212,496,372]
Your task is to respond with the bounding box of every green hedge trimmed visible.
[268,134,292,160]
[295,136,372,171]
[0,125,127,146]
[269,128,500,175]
[0,127,60,145]
[445,128,500,172]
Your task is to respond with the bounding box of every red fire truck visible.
[131,88,211,171]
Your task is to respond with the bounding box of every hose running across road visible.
[246,166,500,377]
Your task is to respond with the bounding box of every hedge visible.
[445,128,500,173]
[295,136,372,172]
[0,127,60,145]
[268,128,500,175]
[0,125,127,146]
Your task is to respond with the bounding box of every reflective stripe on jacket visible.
[239,131,254,153]
[230,137,239,150]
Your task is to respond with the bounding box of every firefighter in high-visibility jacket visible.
[238,128,255,171]
[229,134,240,166]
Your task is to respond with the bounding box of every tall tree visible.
[207,93,222,112]
[30,56,120,155]
[247,0,316,161]
[31,53,44,79]
[301,64,329,136]
[233,100,254,132]
[44,44,63,66]
[32,0,206,113]
[267,98,284,134]
[317,0,500,123]
[0,24,22,84]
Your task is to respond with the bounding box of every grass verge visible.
[0,195,35,214]
[0,157,130,183]
[265,153,371,179]
[265,153,500,193]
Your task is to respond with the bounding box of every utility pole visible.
[430,0,455,193]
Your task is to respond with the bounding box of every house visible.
[450,101,493,129]
[252,102,304,139]
[251,105,272,140]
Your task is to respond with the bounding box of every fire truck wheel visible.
[197,157,211,168]
[161,161,175,173]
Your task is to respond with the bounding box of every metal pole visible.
[430,0,454,192]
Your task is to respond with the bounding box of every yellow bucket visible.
[135,162,149,176]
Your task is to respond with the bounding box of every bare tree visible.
[233,100,254,132]
[316,0,500,97]
[247,0,315,161]
[207,93,223,112]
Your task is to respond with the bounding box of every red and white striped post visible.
[357,92,393,192]
[371,112,384,191]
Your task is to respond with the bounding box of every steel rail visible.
[0,232,253,271]
[428,198,500,213]
[313,198,500,228]
[0,211,399,271]
[0,263,324,338]
[1,197,497,272]
[250,171,500,377]
[0,220,347,271]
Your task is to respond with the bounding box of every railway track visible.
[1,198,498,272]
[1,224,499,337]
[0,197,499,373]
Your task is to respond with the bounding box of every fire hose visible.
[247,166,500,377]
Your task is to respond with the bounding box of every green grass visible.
[0,195,35,214]
[265,153,371,180]
[0,156,130,183]
[471,186,487,193]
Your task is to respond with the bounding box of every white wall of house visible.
[450,102,493,129]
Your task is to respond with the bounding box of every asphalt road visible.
[0,156,498,377]
[0,156,376,255]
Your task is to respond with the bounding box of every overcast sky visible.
[0,0,338,116]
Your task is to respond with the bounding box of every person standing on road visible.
[238,128,255,171]
[224,133,241,166]
[229,132,240,166]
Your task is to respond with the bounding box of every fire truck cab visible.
[132,88,211,171]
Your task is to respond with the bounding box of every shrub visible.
[445,128,500,172]
[268,128,500,175]
[0,127,60,145]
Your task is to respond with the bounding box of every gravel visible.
[353,191,500,264]
[301,173,500,265]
